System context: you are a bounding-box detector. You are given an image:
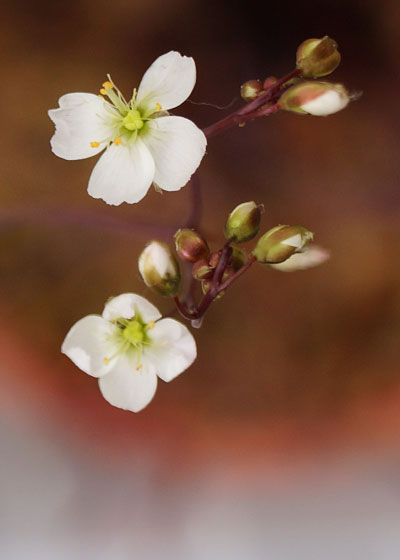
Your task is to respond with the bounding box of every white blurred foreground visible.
[2,417,400,560]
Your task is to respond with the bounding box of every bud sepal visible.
[296,36,341,78]
[252,225,314,264]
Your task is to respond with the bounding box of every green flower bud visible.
[279,81,349,116]
[230,246,247,271]
[240,79,263,102]
[138,241,180,297]
[192,259,214,281]
[252,225,314,264]
[296,36,341,78]
[224,201,263,243]
[174,228,209,263]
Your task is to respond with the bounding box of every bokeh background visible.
[1,0,400,558]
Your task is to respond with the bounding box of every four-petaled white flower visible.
[49,51,207,206]
[62,293,197,412]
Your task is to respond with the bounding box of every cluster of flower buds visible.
[279,36,350,116]
[173,228,219,295]
[241,36,350,117]
[223,201,314,265]
[138,203,317,303]
[240,76,278,102]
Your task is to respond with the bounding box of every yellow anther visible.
[102,80,113,89]
[103,357,109,365]
[90,141,100,148]
[136,364,143,371]
[114,137,122,146]
[100,88,107,95]
[149,321,155,329]
[156,103,162,111]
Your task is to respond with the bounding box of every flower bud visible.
[138,241,180,297]
[279,81,349,116]
[296,36,341,78]
[201,280,224,299]
[230,246,247,271]
[224,201,263,243]
[174,228,209,263]
[263,76,278,89]
[252,225,314,264]
[208,252,220,269]
[240,79,263,102]
[201,280,212,295]
[192,259,214,281]
[222,266,235,283]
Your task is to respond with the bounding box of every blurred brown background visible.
[1,1,400,558]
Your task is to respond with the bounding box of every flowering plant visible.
[49,39,354,411]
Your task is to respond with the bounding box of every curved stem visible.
[185,172,202,229]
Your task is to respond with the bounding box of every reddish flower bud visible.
[174,228,209,263]
[240,79,263,102]
[208,252,220,269]
[263,76,278,89]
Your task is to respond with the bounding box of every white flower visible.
[49,51,207,206]
[269,245,330,271]
[61,293,197,412]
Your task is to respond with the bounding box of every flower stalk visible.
[203,69,301,138]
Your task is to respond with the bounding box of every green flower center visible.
[122,109,144,132]
[122,318,146,345]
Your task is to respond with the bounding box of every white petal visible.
[102,294,161,323]
[270,245,331,272]
[61,315,116,377]
[302,90,349,116]
[98,353,158,412]
[87,139,155,205]
[49,93,112,160]
[282,234,303,248]
[136,51,196,112]
[146,318,196,382]
[138,241,176,279]
[144,116,206,192]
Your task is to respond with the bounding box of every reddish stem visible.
[218,255,256,293]
[203,68,301,139]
